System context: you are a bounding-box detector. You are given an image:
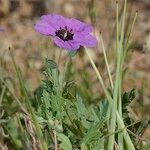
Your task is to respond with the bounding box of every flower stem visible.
[85,48,109,99]
[58,50,63,67]
[99,33,114,90]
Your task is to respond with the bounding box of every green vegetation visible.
[0,0,149,150]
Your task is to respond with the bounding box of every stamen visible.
[63,31,68,39]
[55,27,74,41]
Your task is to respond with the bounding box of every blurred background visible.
[0,0,150,139]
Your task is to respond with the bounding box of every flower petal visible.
[53,37,80,50]
[34,13,96,49]
[68,40,80,50]
[41,14,66,30]
[74,34,97,47]
[34,20,55,36]
[66,18,93,33]
[0,28,5,32]
[53,37,71,49]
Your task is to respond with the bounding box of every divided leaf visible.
[122,89,136,108]
[57,133,73,150]
[45,59,57,69]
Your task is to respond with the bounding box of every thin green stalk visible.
[58,50,63,67]
[85,48,111,101]
[116,112,135,149]
[84,47,135,150]
[99,33,113,90]
[98,39,114,131]
[9,48,47,150]
[103,118,148,139]
[108,57,120,149]
[115,1,124,149]
[125,11,138,49]
[0,84,6,106]
[62,57,71,83]
[116,1,121,115]
[118,10,138,150]
[118,75,123,150]
[122,11,138,64]
[108,0,125,148]
[0,78,28,114]
[118,0,127,115]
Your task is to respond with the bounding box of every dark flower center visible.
[55,26,73,41]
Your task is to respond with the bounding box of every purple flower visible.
[34,14,97,50]
[0,28,5,32]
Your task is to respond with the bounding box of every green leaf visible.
[142,143,150,150]
[45,58,57,69]
[36,115,47,123]
[91,138,104,150]
[98,100,109,120]
[81,143,88,150]
[68,50,78,58]
[42,90,51,108]
[122,89,136,107]
[76,94,91,128]
[76,94,87,118]
[135,119,150,135]
[41,90,53,118]
[82,121,103,144]
[122,89,136,125]
[57,133,73,150]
